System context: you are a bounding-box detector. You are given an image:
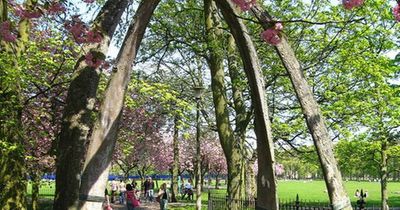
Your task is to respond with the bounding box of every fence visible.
[207,191,400,210]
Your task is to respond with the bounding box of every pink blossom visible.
[0,21,17,42]
[87,30,103,43]
[83,0,95,3]
[393,4,400,22]
[85,52,104,68]
[342,0,364,10]
[65,21,87,43]
[231,0,257,11]
[260,28,281,45]
[274,22,283,31]
[47,2,66,14]
[13,4,42,19]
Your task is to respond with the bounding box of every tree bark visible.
[250,5,351,210]
[171,116,180,202]
[381,138,389,210]
[215,1,278,210]
[30,171,41,210]
[195,99,202,210]
[77,1,160,209]
[204,1,246,209]
[53,0,129,209]
[0,1,34,208]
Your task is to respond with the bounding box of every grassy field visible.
[27,180,400,209]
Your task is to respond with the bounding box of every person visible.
[126,184,140,210]
[104,188,112,210]
[119,180,127,204]
[110,179,119,203]
[144,177,150,201]
[355,189,360,198]
[144,177,155,202]
[181,179,193,200]
[157,183,169,210]
[131,179,137,189]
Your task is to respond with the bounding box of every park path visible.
[111,201,194,210]
[111,201,159,210]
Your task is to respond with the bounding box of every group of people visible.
[104,177,169,210]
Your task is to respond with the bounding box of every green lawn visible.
[26,180,400,209]
[278,180,400,207]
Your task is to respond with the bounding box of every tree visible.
[1,1,69,208]
[216,1,278,209]
[54,0,130,208]
[77,1,161,208]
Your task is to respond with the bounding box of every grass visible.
[26,180,400,209]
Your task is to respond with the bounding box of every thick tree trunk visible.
[204,1,246,209]
[171,116,180,202]
[245,157,257,201]
[54,0,129,209]
[0,1,33,208]
[215,1,278,210]
[77,1,160,209]
[250,5,351,210]
[0,101,27,210]
[381,139,389,210]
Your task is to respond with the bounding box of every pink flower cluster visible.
[342,0,364,10]
[64,18,103,44]
[0,21,17,42]
[260,22,283,46]
[85,52,106,68]
[47,2,66,15]
[13,5,42,19]
[393,4,400,22]
[231,0,257,11]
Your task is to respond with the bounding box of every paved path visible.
[111,201,195,210]
[111,201,159,210]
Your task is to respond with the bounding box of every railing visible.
[207,191,400,210]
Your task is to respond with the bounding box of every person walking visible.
[157,183,169,210]
[119,180,127,204]
[110,179,119,203]
[126,184,140,210]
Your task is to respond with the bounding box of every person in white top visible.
[110,179,119,203]
[119,180,127,204]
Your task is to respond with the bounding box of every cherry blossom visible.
[83,0,95,3]
[87,30,103,43]
[393,4,400,22]
[47,2,66,15]
[13,4,42,19]
[342,0,364,10]
[0,21,17,42]
[85,52,104,68]
[231,0,257,11]
[261,28,281,45]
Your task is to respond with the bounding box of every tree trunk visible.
[245,158,257,201]
[0,101,27,210]
[215,174,220,189]
[31,171,41,210]
[195,100,202,210]
[77,1,160,209]
[204,2,247,209]
[215,1,278,209]
[0,0,32,208]
[250,5,351,210]
[171,116,180,202]
[381,139,389,210]
[54,0,129,209]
